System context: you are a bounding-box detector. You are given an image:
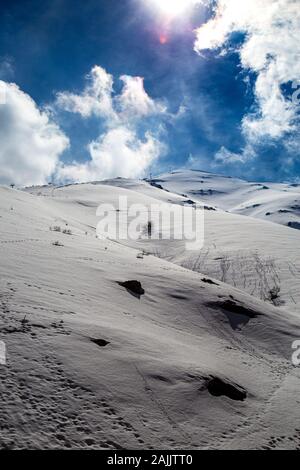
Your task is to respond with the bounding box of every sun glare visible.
[149,0,198,18]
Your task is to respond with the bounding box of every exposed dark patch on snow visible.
[288,221,300,230]
[207,299,261,330]
[149,375,173,384]
[147,179,169,192]
[169,293,188,300]
[118,280,145,299]
[91,338,110,348]
[0,326,26,334]
[182,199,196,205]
[206,377,247,401]
[202,278,219,286]
[209,299,260,317]
[31,323,47,329]
[76,200,97,208]
[146,179,166,184]
[190,189,224,196]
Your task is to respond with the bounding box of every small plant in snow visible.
[52,241,64,247]
[268,286,281,305]
[62,229,72,235]
[50,226,61,232]
[142,221,153,238]
[220,256,231,283]
[21,315,30,331]
[147,221,153,237]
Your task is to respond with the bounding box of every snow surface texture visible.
[99,172,300,314]
[154,170,300,229]
[0,171,300,450]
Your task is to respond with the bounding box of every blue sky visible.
[0,0,299,185]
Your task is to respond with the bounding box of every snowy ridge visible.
[152,170,300,229]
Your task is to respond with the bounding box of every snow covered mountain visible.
[149,170,300,230]
[87,174,300,314]
[1,173,300,450]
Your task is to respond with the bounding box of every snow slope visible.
[151,170,300,229]
[1,183,300,449]
[42,177,300,315]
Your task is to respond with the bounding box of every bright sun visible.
[150,0,198,17]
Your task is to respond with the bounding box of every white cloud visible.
[214,144,256,165]
[116,75,166,118]
[0,66,166,186]
[0,81,69,186]
[195,0,300,144]
[214,146,247,164]
[57,127,163,182]
[56,66,115,119]
[55,66,167,182]
[56,66,165,123]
